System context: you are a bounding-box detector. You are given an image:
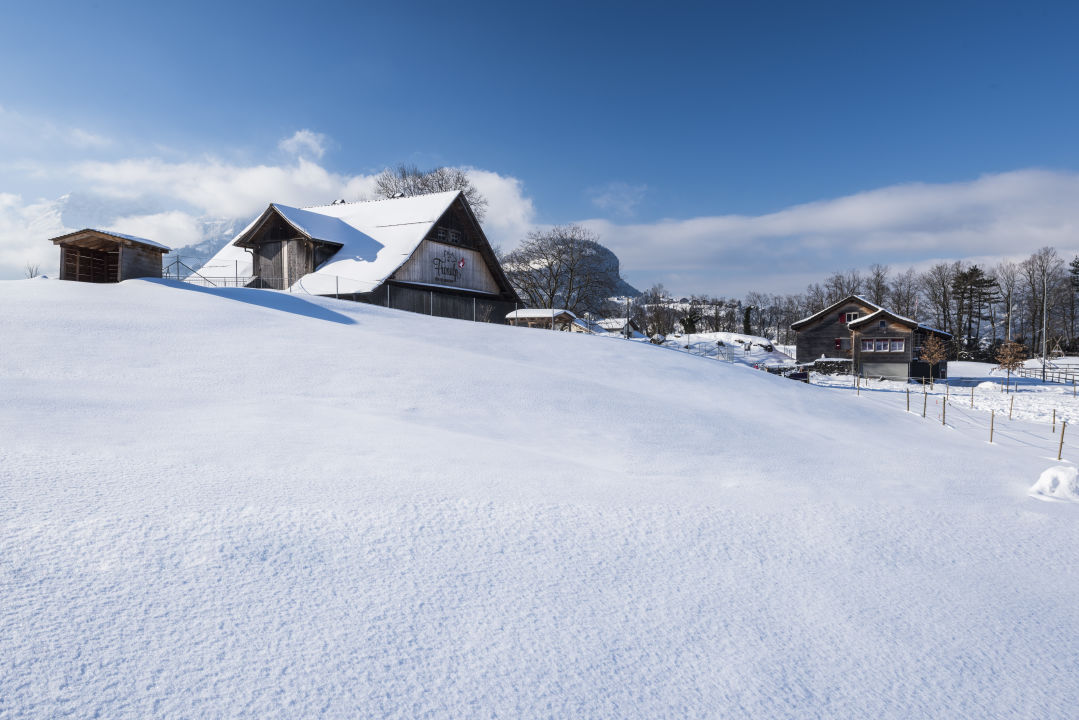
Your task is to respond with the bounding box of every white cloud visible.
[278,129,328,159]
[0,141,538,278]
[584,170,1079,296]
[587,182,647,217]
[72,156,377,219]
[464,168,535,249]
[0,193,71,277]
[107,210,204,253]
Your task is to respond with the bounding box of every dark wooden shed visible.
[51,229,170,283]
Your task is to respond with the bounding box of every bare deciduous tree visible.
[502,225,620,317]
[888,267,919,319]
[24,261,41,279]
[824,269,863,303]
[865,263,889,305]
[373,164,488,221]
[994,260,1020,341]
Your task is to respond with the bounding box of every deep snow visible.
[2,279,1079,718]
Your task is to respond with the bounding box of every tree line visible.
[633,247,1079,360]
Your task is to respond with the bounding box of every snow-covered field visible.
[3,279,1079,718]
[663,330,795,368]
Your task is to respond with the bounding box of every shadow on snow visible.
[147,279,357,325]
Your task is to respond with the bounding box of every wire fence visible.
[829,373,1076,462]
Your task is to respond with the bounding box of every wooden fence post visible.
[1009,395,1014,420]
[971,385,974,408]
[1059,421,1067,461]
[1053,408,1056,433]
[922,389,927,418]
[990,410,995,443]
[906,386,910,412]
[942,397,947,426]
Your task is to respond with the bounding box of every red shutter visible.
[839,313,846,324]
[834,338,842,350]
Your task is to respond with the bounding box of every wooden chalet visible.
[790,295,951,380]
[200,191,520,322]
[51,229,170,283]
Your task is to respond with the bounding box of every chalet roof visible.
[847,308,952,337]
[198,191,474,294]
[49,228,171,252]
[790,295,882,330]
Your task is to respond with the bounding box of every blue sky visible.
[2,1,1079,294]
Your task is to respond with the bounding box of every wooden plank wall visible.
[794,301,876,362]
[255,241,283,288]
[393,239,499,294]
[119,245,164,279]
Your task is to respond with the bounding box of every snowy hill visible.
[2,279,1079,718]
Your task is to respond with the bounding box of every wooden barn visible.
[51,229,170,283]
[790,295,951,380]
[199,191,520,322]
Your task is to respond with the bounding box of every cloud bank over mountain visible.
[2,110,1077,295]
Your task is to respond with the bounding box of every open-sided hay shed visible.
[51,229,170,283]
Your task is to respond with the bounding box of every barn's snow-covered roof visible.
[197,191,463,294]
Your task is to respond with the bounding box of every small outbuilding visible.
[51,229,170,283]
[506,308,584,331]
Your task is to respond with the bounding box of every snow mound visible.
[978,381,999,390]
[1029,466,1079,502]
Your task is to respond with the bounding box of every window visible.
[839,311,859,324]
[879,320,886,328]
[834,338,851,351]
[862,338,904,353]
[436,227,463,245]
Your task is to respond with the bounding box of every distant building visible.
[790,295,951,380]
[595,317,643,337]
[506,308,587,332]
[50,229,170,283]
[199,191,520,322]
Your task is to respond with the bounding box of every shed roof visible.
[49,228,171,252]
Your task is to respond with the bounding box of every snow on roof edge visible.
[791,295,882,328]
